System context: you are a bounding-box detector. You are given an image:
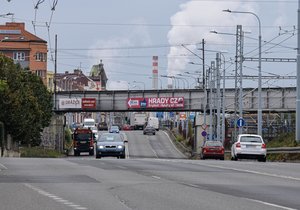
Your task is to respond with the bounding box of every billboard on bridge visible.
[59,98,82,109]
[127,97,184,109]
[59,98,96,109]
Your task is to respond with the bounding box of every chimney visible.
[152,56,158,89]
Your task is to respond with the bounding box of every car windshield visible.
[205,141,222,147]
[240,136,262,143]
[111,126,119,130]
[74,133,92,141]
[99,134,122,142]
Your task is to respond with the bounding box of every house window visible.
[36,70,45,77]
[35,52,47,62]
[13,52,25,61]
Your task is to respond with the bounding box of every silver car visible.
[96,133,125,159]
[231,134,267,162]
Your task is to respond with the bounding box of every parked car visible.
[109,125,120,133]
[231,134,267,162]
[143,125,156,135]
[98,122,108,131]
[200,141,224,160]
[96,133,126,159]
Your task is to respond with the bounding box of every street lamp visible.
[176,74,190,89]
[133,81,145,90]
[149,76,162,89]
[161,75,177,89]
[223,9,262,136]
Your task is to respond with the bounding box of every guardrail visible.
[267,147,300,154]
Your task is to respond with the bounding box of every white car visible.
[231,134,267,162]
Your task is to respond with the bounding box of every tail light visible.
[261,143,266,149]
[236,142,241,148]
[203,148,207,153]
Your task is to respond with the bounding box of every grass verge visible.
[20,147,65,158]
[267,132,300,162]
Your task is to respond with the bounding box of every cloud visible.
[87,18,152,80]
[166,0,257,82]
[106,80,129,90]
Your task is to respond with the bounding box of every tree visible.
[0,54,53,146]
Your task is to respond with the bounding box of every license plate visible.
[80,141,86,144]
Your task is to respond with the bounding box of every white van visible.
[83,118,96,129]
[148,117,159,131]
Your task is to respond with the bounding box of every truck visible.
[72,128,95,156]
[130,112,147,130]
[83,118,96,129]
[148,117,159,131]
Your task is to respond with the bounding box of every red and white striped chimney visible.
[152,56,158,89]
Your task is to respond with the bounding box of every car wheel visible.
[231,156,237,161]
[89,151,94,156]
[120,154,126,159]
[96,155,101,159]
[220,157,224,160]
[74,151,80,156]
[153,132,155,135]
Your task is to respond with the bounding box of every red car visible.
[200,141,224,160]
[122,124,131,131]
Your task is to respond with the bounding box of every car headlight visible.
[117,145,123,149]
[98,145,104,149]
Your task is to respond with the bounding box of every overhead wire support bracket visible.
[244,57,296,62]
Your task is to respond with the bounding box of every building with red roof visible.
[0,22,47,84]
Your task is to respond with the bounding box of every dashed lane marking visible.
[24,183,88,210]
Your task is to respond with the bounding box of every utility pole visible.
[209,61,215,141]
[216,53,221,141]
[234,25,244,138]
[54,34,57,110]
[296,0,300,143]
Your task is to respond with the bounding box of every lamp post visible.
[176,74,190,89]
[223,9,262,136]
[161,75,177,89]
[149,76,162,89]
[133,81,145,90]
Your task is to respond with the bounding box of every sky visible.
[0,0,298,90]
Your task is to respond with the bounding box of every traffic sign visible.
[236,118,245,127]
[201,131,207,137]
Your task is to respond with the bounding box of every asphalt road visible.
[0,131,299,210]
[123,130,186,159]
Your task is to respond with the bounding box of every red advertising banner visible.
[82,98,96,109]
[127,97,184,109]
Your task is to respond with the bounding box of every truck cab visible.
[73,128,94,156]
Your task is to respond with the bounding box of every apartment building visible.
[0,22,47,84]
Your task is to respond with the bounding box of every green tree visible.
[0,54,53,146]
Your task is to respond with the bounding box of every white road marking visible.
[162,130,187,158]
[24,183,88,210]
[195,162,300,181]
[149,142,159,158]
[0,162,8,170]
[151,175,161,180]
[245,198,297,210]
[155,159,300,181]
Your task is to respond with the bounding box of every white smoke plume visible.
[167,1,257,82]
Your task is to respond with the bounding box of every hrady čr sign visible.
[127,97,184,109]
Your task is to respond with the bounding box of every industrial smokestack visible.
[152,56,158,89]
